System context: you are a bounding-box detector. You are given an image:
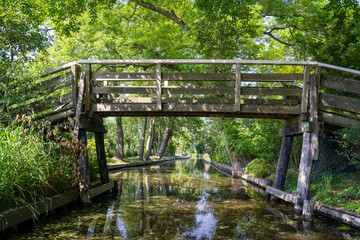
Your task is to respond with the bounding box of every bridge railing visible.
[9,64,80,122]
[87,60,310,118]
[18,60,360,126]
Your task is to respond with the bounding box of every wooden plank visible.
[100,97,299,105]
[93,86,157,95]
[240,105,300,114]
[47,109,75,122]
[59,92,73,104]
[156,63,162,110]
[319,111,360,128]
[314,201,360,228]
[92,103,300,114]
[78,59,317,66]
[235,64,241,111]
[301,66,310,117]
[0,190,79,230]
[162,86,301,96]
[42,72,73,89]
[319,105,360,119]
[92,72,155,81]
[84,64,92,112]
[88,182,114,198]
[279,122,324,137]
[93,72,303,82]
[318,63,360,76]
[321,74,360,94]
[266,186,301,204]
[241,173,272,188]
[319,92,360,114]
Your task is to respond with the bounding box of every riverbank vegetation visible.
[1,0,359,217]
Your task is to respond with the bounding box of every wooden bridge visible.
[15,59,360,217]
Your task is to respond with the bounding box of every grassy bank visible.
[0,119,98,212]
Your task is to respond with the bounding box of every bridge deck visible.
[12,59,360,129]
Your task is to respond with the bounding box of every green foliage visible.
[0,120,77,211]
[333,123,360,171]
[86,138,100,181]
[245,158,270,178]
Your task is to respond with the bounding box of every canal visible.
[7,157,360,239]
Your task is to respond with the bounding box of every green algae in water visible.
[6,158,360,239]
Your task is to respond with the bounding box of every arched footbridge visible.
[12,59,360,217]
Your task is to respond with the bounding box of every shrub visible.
[333,123,360,171]
[245,158,270,178]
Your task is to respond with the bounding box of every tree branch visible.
[136,0,190,31]
[264,26,295,46]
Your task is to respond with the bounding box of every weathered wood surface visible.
[241,173,272,188]
[156,63,162,110]
[273,135,293,192]
[266,186,300,204]
[301,66,310,119]
[319,92,360,114]
[93,86,302,96]
[207,160,233,175]
[84,64,92,112]
[88,181,114,198]
[100,97,300,105]
[92,103,300,115]
[314,202,360,228]
[78,128,91,204]
[309,73,319,160]
[95,132,110,184]
[235,64,242,111]
[321,74,360,94]
[319,111,359,128]
[0,190,79,230]
[295,132,313,212]
[303,199,314,220]
[92,72,303,82]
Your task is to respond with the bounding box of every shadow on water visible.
[6,157,360,239]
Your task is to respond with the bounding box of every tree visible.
[139,117,147,160]
[116,117,124,160]
[145,117,156,160]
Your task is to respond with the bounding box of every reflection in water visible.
[115,209,128,239]
[183,192,217,240]
[8,157,360,240]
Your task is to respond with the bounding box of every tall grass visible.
[0,118,80,212]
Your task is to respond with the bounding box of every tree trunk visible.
[155,118,175,159]
[139,117,147,160]
[116,117,124,160]
[145,117,156,160]
[157,126,162,152]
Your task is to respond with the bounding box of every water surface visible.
[8,158,360,239]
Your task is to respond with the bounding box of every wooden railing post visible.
[235,64,242,112]
[156,63,162,110]
[301,65,310,121]
[309,66,320,161]
[85,64,92,112]
[71,64,81,108]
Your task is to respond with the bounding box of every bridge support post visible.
[294,132,313,213]
[78,128,91,204]
[272,134,293,202]
[95,130,109,184]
